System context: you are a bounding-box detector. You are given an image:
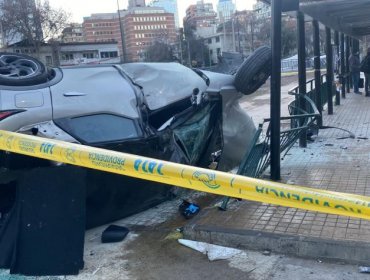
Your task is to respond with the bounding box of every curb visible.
[183,211,370,264]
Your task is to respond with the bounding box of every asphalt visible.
[184,89,370,264]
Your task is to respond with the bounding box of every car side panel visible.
[50,66,139,120]
[0,88,52,132]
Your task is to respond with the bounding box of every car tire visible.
[0,53,49,86]
[234,46,272,95]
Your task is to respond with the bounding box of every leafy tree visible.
[145,41,174,62]
[0,0,69,55]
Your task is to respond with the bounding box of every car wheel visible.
[234,46,272,95]
[0,53,49,86]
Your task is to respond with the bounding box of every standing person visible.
[360,47,370,97]
[349,51,362,94]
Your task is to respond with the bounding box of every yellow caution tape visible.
[0,130,370,220]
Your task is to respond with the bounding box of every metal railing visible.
[220,79,323,210]
[288,73,329,111]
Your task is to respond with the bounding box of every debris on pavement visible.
[179,200,200,219]
[164,229,183,240]
[101,225,130,243]
[359,266,370,273]
[262,250,271,256]
[178,239,243,261]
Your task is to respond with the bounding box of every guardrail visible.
[1,130,370,220]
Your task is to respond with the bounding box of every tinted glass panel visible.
[57,114,140,144]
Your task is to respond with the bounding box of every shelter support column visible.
[345,35,350,93]
[334,31,340,105]
[297,11,307,147]
[353,39,360,54]
[340,33,346,99]
[270,0,282,181]
[313,20,322,127]
[325,27,334,115]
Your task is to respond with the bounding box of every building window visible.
[100,51,118,58]
[217,48,221,55]
[62,54,74,60]
[45,56,53,66]
[208,38,212,44]
[83,52,94,59]
[216,36,220,42]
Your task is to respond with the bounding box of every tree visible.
[145,41,174,62]
[0,0,69,55]
[183,20,210,67]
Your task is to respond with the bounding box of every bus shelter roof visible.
[263,0,370,38]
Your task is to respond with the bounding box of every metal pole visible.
[334,31,340,105]
[340,33,346,99]
[345,35,350,93]
[353,39,360,54]
[313,20,322,127]
[251,17,254,52]
[187,40,191,66]
[270,0,282,181]
[232,18,236,52]
[236,13,242,53]
[326,27,334,115]
[116,0,126,63]
[297,11,307,148]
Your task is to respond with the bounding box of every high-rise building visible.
[149,0,179,28]
[217,0,235,22]
[184,1,217,29]
[123,6,176,62]
[128,0,146,9]
[253,0,271,20]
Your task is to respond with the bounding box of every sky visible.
[49,0,256,23]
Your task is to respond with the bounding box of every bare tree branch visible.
[0,0,69,53]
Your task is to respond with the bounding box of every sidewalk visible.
[184,92,370,263]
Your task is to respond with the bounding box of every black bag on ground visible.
[0,166,86,276]
[360,78,364,88]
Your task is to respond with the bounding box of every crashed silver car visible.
[0,47,271,228]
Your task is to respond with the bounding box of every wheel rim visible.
[0,55,39,79]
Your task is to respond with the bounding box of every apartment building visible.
[82,12,126,61]
[122,7,176,62]
[61,23,84,43]
[184,1,217,29]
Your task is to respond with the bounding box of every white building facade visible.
[204,32,247,64]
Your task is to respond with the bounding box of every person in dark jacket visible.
[360,47,370,97]
[349,51,361,94]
